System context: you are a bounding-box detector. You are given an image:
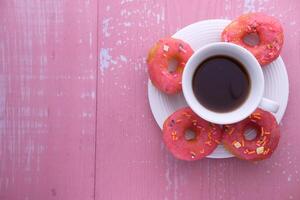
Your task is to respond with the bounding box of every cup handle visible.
[259,97,279,113]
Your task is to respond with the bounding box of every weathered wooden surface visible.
[1,0,300,199]
[0,1,97,199]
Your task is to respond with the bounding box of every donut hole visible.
[244,129,257,141]
[185,129,196,141]
[243,33,260,46]
[168,58,179,73]
[244,124,260,141]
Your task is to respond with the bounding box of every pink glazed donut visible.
[222,13,284,66]
[147,37,194,94]
[163,108,222,161]
[222,108,280,161]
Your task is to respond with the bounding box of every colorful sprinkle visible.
[163,45,169,52]
[261,127,265,136]
[171,131,178,141]
[178,44,187,53]
[256,141,261,146]
[267,44,273,49]
[176,119,182,123]
[208,132,212,140]
[256,146,264,154]
[252,115,261,120]
[215,140,221,144]
[205,141,212,146]
[247,150,256,154]
[227,128,235,135]
[233,141,242,149]
[184,114,192,118]
[263,148,270,155]
[253,112,261,116]
[190,151,196,158]
[241,140,245,147]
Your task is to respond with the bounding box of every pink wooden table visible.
[0,0,299,199]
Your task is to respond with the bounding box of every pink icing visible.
[163,107,223,161]
[147,37,194,94]
[222,13,284,66]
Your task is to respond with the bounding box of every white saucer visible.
[148,19,289,158]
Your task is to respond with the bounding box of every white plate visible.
[148,19,289,158]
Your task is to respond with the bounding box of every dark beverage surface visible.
[192,56,250,113]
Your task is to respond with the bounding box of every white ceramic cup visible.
[182,42,279,124]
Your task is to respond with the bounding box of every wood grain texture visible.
[97,0,300,200]
[1,0,300,200]
[0,0,97,199]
